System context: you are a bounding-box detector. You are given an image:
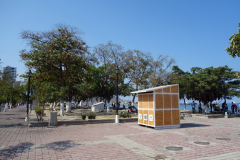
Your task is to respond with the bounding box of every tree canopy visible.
[169,65,240,104]
[20,24,89,103]
[225,23,240,58]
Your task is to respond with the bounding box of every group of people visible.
[191,101,203,113]
[111,102,137,113]
[191,101,239,114]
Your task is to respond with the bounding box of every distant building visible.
[3,66,17,81]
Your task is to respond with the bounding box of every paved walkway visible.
[0,106,240,159]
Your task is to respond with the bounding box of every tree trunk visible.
[66,101,71,112]
[203,102,209,113]
[132,85,138,103]
[53,102,56,111]
[184,98,186,111]
[60,101,64,116]
[50,103,53,110]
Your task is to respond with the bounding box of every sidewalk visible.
[1,106,240,159]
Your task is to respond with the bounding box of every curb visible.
[28,118,138,127]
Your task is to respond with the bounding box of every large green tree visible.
[20,24,89,115]
[225,23,240,58]
[170,65,240,109]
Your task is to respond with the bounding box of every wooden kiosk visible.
[131,84,180,130]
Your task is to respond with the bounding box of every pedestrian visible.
[235,104,238,113]
[128,102,131,108]
[231,102,235,114]
[213,102,216,111]
[210,102,213,113]
[199,102,202,113]
[191,101,196,113]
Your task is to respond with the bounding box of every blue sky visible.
[1,0,240,102]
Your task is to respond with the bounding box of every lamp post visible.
[115,66,119,123]
[222,77,226,104]
[27,69,31,122]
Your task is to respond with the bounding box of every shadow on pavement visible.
[46,140,83,150]
[0,142,34,160]
[0,124,26,128]
[180,123,210,128]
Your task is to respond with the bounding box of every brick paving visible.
[0,106,240,159]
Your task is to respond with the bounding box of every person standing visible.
[231,102,235,114]
[235,104,238,113]
[210,102,213,113]
[199,102,202,113]
[128,102,131,108]
[191,101,196,113]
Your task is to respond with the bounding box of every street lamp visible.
[27,69,31,122]
[115,66,119,123]
[222,77,226,104]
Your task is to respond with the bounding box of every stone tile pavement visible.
[0,106,240,159]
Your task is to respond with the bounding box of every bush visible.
[88,113,96,119]
[35,107,41,115]
[81,114,86,120]
[119,112,131,118]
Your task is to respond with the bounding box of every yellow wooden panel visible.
[155,89,162,93]
[138,110,143,124]
[164,94,171,108]
[172,110,180,125]
[155,111,163,126]
[172,95,179,108]
[148,110,154,126]
[149,94,153,109]
[138,95,143,109]
[171,85,178,93]
[143,110,148,125]
[163,87,170,93]
[155,94,163,109]
[143,95,148,109]
[164,110,172,125]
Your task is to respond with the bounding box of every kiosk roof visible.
[130,84,178,94]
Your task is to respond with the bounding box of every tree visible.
[169,65,240,111]
[20,24,89,115]
[148,55,175,87]
[125,49,153,103]
[92,42,132,103]
[225,23,240,58]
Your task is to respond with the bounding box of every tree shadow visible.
[0,124,26,128]
[180,123,210,128]
[0,142,34,160]
[0,140,83,159]
[45,140,83,150]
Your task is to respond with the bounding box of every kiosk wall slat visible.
[164,110,172,125]
[156,94,163,109]
[164,94,171,109]
[172,110,180,125]
[149,94,153,109]
[155,110,163,126]
[172,95,179,108]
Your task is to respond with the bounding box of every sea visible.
[107,103,237,110]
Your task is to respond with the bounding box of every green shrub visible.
[119,112,131,118]
[81,114,86,120]
[88,113,96,119]
[35,107,42,115]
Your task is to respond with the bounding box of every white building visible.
[3,66,17,81]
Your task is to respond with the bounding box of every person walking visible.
[191,101,196,113]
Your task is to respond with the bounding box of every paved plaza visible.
[0,106,240,160]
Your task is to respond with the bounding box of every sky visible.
[0,0,240,103]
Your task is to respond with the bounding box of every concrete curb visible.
[28,118,138,127]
